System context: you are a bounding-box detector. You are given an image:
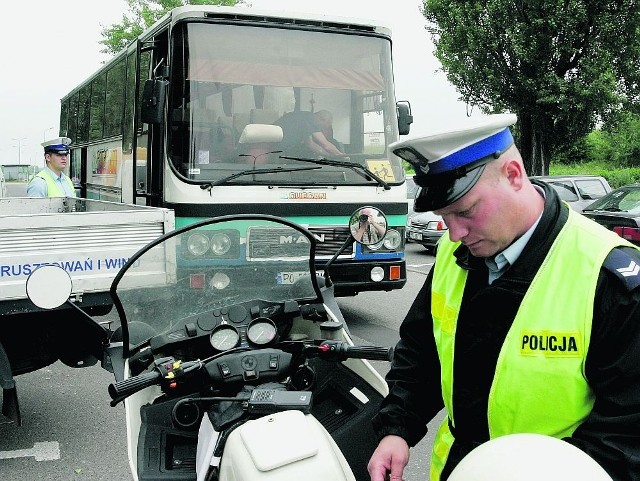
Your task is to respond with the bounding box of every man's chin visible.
[467,242,495,258]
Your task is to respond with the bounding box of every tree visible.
[100,0,244,56]
[422,1,640,175]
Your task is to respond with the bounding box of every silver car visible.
[530,175,611,212]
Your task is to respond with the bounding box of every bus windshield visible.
[167,22,404,186]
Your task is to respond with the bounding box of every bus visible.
[58,5,414,297]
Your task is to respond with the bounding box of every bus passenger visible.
[27,137,77,198]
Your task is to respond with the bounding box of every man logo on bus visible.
[279,235,313,244]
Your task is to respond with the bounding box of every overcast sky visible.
[1,0,473,166]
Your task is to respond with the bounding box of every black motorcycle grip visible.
[346,345,394,361]
[108,371,162,400]
[319,341,394,362]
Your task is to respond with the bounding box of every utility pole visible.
[43,127,54,142]
[11,137,27,164]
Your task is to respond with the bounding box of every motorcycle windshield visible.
[110,215,321,354]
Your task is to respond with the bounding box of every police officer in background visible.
[367,114,640,481]
[27,137,76,197]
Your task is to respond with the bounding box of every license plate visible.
[409,232,422,240]
[277,271,309,285]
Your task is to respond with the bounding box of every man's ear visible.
[504,159,524,189]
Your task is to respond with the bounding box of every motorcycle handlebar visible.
[107,341,393,405]
[316,341,394,362]
[343,344,394,361]
[108,371,162,405]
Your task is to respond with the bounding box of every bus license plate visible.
[277,271,309,284]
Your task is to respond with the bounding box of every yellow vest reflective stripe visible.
[429,209,632,481]
[36,170,75,197]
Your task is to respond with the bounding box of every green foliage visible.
[549,161,640,189]
[422,1,640,176]
[100,0,243,55]
[553,111,640,171]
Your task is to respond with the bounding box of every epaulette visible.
[603,247,640,291]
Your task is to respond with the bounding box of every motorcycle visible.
[26,207,394,481]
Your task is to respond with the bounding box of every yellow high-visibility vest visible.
[429,209,633,480]
[35,169,76,197]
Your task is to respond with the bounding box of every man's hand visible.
[368,435,410,481]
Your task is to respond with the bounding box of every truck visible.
[0,196,174,425]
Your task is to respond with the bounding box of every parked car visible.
[406,209,448,253]
[530,175,611,212]
[582,183,640,246]
[405,179,448,253]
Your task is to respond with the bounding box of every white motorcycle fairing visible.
[199,410,355,481]
[97,214,393,481]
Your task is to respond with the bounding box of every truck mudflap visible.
[0,340,20,425]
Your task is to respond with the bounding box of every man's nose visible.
[446,219,466,242]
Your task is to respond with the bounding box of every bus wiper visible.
[199,166,321,192]
[280,156,390,190]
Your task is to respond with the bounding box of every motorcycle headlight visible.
[187,232,210,256]
[210,233,232,255]
[382,229,402,250]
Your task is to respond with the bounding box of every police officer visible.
[27,137,76,197]
[367,114,640,481]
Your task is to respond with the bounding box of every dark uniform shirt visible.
[372,182,640,480]
[274,111,321,157]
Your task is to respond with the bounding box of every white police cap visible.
[391,113,517,211]
[42,137,72,154]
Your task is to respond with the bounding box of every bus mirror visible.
[141,79,168,125]
[397,101,413,135]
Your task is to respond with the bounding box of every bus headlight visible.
[211,233,232,255]
[382,229,402,250]
[187,232,210,256]
[367,240,384,251]
[370,266,385,282]
[210,272,231,290]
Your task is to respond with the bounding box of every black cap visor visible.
[414,162,488,212]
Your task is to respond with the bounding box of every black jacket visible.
[372,182,640,480]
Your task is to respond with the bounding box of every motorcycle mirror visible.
[26,265,73,309]
[324,206,389,287]
[349,206,388,245]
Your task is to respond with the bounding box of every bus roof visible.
[61,4,393,101]
[168,5,392,37]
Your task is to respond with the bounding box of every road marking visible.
[0,441,60,461]
[408,263,433,268]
